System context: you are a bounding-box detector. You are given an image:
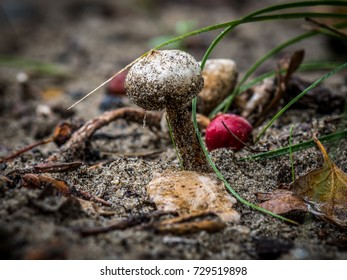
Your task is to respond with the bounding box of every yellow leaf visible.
[146,169,240,223]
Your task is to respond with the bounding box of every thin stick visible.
[0,138,53,164]
[48,107,162,162]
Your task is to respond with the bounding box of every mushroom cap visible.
[125,50,204,111]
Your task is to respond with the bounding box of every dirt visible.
[1,0,347,260]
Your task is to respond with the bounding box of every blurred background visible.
[0,0,345,120]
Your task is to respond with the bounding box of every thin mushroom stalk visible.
[125,50,210,172]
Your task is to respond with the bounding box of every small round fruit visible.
[107,70,128,96]
[205,114,252,151]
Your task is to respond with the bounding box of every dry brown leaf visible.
[291,137,347,227]
[257,189,308,214]
[146,169,240,223]
[258,137,347,227]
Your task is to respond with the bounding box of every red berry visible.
[106,70,128,96]
[205,114,252,151]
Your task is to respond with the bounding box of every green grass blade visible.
[71,2,347,108]
[222,21,347,113]
[191,99,298,225]
[239,32,317,87]
[256,62,347,142]
[244,1,347,19]
[200,25,234,69]
[221,31,316,113]
[240,61,343,90]
[151,12,347,51]
[240,130,347,161]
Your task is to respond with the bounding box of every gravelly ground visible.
[0,0,346,259]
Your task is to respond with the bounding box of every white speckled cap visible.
[125,50,204,111]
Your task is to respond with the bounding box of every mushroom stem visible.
[166,105,210,172]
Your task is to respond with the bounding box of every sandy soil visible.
[0,0,346,259]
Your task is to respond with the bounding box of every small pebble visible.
[198,59,238,114]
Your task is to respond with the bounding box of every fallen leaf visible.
[258,137,347,227]
[291,137,347,227]
[146,169,240,223]
[257,189,308,214]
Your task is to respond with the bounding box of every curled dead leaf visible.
[146,169,240,224]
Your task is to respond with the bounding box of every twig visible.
[79,211,176,236]
[48,107,162,162]
[22,173,111,207]
[5,161,82,178]
[0,138,53,164]
[0,121,76,164]
[33,162,83,173]
[72,188,111,207]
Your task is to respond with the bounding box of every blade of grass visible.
[218,22,347,115]
[200,25,234,70]
[240,61,343,92]
[153,12,347,52]
[305,17,347,40]
[176,1,346,226]
[220,31,317,114]
[69,2,347,108]
[240,130,347,161]
[238,22,347,87]
[244,1,347,19]
[191,97,299,225]
[255,62,347,142]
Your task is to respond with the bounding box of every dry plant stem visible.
[22,173,111,207]
[33,162,82,173]
[0,138,53,164]
[166,105,210,172]
[48,107,162,162]
[79,211,176,236]
[73,188,111,207]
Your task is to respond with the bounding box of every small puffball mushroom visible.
[125,50,210,172]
